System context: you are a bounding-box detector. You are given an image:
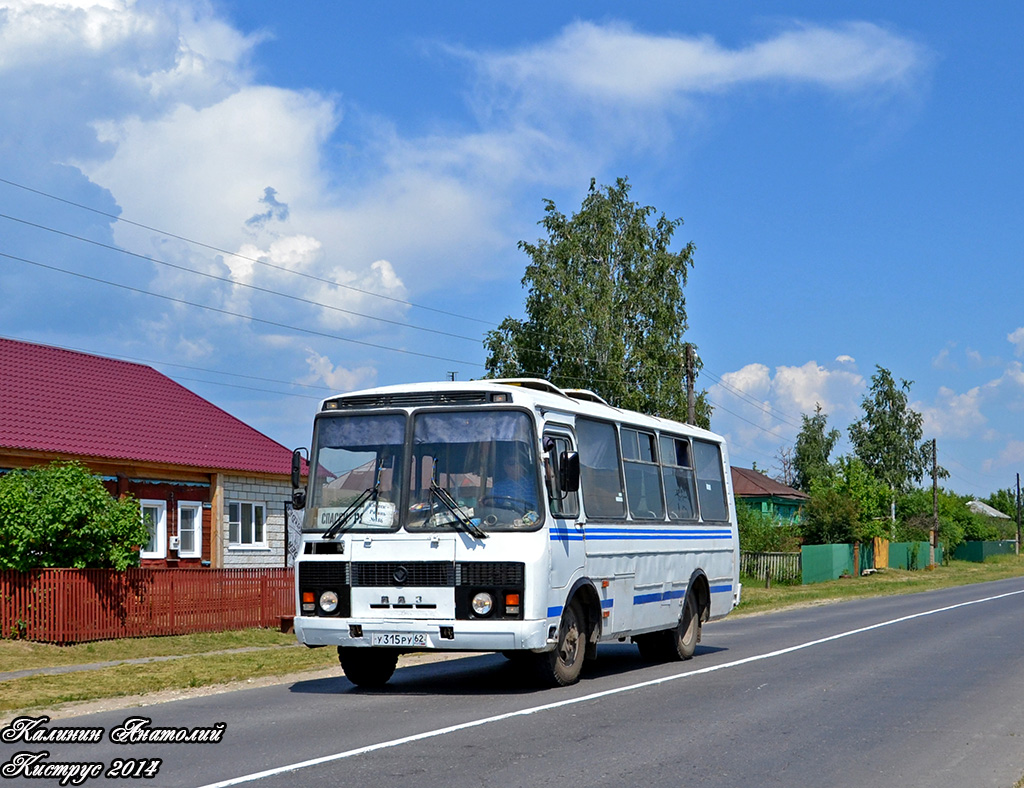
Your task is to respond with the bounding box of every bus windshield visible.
[306,413,405,532]
[306,409,541,533]
[406,410,541,532]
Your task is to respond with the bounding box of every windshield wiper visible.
[322,460,384,540]
[427,458,487,540]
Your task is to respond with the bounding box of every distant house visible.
[966,500,1011,520]
[731,467,809,524]
[0,337,302,568]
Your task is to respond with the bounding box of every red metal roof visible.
[731,466,809,501]
[0,338,294,475]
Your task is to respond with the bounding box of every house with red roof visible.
[0,337,302,568]
[730,466,809,524]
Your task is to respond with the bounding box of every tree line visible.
[742,366,1018,558]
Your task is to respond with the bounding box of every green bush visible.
[801,489,861,545]
[736,505,802,553]
[0,461,146,570]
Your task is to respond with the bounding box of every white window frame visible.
[228,501,268,549]
[140,499,167,560]
[177,501,203,558]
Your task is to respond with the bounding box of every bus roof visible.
[318,379,725,443]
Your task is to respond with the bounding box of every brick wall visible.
[220,475,290,568]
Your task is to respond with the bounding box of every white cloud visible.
[931,347,955,370]
[1008,327,1024,356]
[474,21,925,105]
[302,350,376,393]
[708,360,864,456]
[771,361,864,416]
[717,362,772,397]
[81,86,338,250]
[836,354,856,364]
[917,385,986,439]
[0,4,936,417]
[983,440,1024,474]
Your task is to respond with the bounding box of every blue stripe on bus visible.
[633,589,688,606]
[552,588,729,617]
[550,527,731,543]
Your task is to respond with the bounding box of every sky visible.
[1,1,1022,499]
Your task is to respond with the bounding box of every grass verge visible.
[0,637,339,715]
[735,554,1024,615]
[0,628,300,674]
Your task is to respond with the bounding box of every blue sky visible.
[1,1,1022,498]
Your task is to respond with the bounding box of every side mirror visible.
[560,451,580,493]
[291,448,307,510]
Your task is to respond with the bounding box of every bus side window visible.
[692,440,728,521]
[660,435,697,521]
[622,428,665,520]
[576,418,626,519]
[544,433,578,518]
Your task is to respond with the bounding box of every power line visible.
[0,332,335,394]
[0,249,487,368]
[704,396,792,442]
[0,175,497,327]
[701,367,803,429]
[0,176,843,443]
[0,211,483,344]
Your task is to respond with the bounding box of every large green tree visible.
[484,177,710,427]
[0,461,146,570]
[793,404,840,493]
[848,366,931,522]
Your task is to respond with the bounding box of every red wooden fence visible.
[0,568,295,644]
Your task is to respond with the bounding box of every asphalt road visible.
[3,577,1024,788]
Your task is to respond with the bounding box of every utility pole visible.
[930,438,938,568]
[684,343,695,426]
[446,371,458,382]
[1016,472,1021,557]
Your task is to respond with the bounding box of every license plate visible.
[371,632,427,647]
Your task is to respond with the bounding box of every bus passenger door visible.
[544,431,584,595]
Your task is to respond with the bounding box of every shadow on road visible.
[288,642,727,698]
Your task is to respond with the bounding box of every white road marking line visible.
[196,587,1024,788]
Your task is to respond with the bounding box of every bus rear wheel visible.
[338,647,398,688]
[533,600,585,687]
[673,592,700,660]
[635,593,700,662]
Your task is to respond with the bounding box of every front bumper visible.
[295,615,555,652]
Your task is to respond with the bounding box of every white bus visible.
[290,378,740,687]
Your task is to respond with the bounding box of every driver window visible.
[543,432,579,519]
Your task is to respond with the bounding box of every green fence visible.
[802,541,942,584]
[887,541,943,570]
[953,540,1017,563]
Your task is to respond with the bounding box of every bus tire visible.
[533,600,585,687]
[635,593,701,662]
[338,647,398,688]
[672,592,700,660]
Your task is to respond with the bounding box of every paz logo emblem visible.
[393,566,408,585]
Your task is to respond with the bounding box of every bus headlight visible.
[320,590,339,614]
[471,592,493,617]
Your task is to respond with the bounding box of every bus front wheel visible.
[338,647,398,688]
[533,601,585,687]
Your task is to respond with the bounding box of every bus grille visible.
[352,562,455,587]
[457,562,525,586]
[299,561,350,587]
